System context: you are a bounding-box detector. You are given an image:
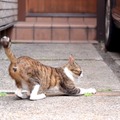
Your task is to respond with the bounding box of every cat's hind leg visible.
[15,88,29,99]
[15,81,29,99]
[30,84,46,100]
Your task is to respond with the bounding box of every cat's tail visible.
[1,36,17,63]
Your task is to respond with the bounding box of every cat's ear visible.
[69,55,75,64]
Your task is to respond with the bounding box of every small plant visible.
[0,92,7,97]
[84,93,93,97]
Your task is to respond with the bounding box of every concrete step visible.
[11,17,97,43]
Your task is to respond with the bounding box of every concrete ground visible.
[109,52,120,66]
[0,43,120,120]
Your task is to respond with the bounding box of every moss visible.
[0,92,7,97]
[84,93,93,97]
[98,89,112,92]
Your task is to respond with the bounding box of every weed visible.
[84,93,93,97]
[98,89,112,92]
[0,92,7,97]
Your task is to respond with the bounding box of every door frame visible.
[18,0,26,21]
[97,0,106,41]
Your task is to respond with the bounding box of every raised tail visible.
[1,36,17,63]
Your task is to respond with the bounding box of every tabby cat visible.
[1,36,96,100]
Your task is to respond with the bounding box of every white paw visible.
[88,88,96,94]
[15,90,22,98]
[15,92,29,99]
[30,93,46,101]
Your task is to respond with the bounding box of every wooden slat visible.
[86,0,97,13]
[28,0,39,13]
[39,0,45,13]
[26,0,97,14]
[116,0,120,7]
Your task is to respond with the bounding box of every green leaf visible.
[84,93,93,97]
[0,92,7,97]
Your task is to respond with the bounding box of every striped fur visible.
[1,36,84,100]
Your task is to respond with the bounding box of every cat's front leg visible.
[79,88,96,95]
[15,88,29,99]
[30,84,46,101]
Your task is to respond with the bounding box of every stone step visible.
[10,17,97,43]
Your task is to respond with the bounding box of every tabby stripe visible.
[48,67,53,89]
[49,67,53,80]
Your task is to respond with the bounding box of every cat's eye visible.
[72,69,81,75]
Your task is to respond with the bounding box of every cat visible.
[1,36,96,100]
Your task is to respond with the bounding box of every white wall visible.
[0,0,18,27]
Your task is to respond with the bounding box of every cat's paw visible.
[30,93,46,101]
[80,88,96,95]
[15,92,29,99]
[87,88,96,94]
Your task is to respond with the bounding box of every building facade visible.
[0,0,18,37]
[0,0,105,43]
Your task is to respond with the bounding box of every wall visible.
[0,0,18,28]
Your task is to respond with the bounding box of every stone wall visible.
[0,0,18,27]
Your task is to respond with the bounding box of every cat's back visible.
[9,56,41,72]
[18,56,38,63]
[17,56,41,67]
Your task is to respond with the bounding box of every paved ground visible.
[0,43,120,120]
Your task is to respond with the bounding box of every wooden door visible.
[26,0,97,15]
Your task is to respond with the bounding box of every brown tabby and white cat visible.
[1,36,96,100]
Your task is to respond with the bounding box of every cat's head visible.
[63,55,83,81]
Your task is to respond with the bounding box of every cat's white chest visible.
[64,67,74,81]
